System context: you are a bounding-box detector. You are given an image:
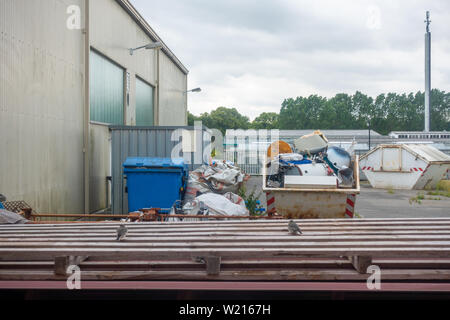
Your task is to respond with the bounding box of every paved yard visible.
[244,176,450,218]
[355,182,450,218]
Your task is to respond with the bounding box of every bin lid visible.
[123,157,186,169]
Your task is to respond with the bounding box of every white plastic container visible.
[359,144,450,190]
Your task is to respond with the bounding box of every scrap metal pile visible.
[266,131,356,190]
[172,160,251,219]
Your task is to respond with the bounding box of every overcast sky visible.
[130,0,450,120]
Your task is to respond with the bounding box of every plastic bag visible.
[195,193,249,216]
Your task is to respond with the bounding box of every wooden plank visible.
[5,220,450,231]
[3,226,450,237]
[3,240,450,250]
[3,258,450,270]
[1,247,450,262]
[2,234,450,243]
[0,218,442,228]
[5,230,450,239]
[5,219,450,232]
[11,217,450,225]
[1,269,450,281]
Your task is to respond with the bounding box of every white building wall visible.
[0,0,188,214]
[159,51,188,125]
[0,0,86,213]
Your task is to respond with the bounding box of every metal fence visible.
[110,126,209,214]
[224,132,450,176]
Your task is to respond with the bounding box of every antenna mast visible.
[424,11,431,132]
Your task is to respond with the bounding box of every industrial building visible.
[0,0,189,214]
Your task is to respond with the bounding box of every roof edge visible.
[115,0,189,75]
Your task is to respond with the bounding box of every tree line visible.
[188,90,450,135]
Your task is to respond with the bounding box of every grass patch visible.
[426,190,450,198]
[387,187,395,194]
[409,192,425,205]
[437,180,450,192]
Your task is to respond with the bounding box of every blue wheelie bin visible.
[123,157,188,213]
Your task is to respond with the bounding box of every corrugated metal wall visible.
[158,52,187,125]
[0,0,85,213]
[110,126,209,214]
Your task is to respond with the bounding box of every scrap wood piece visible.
[347,255,372,274]
[54,256,88,276]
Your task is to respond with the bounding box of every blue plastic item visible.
[123,157,188,213]
[280,159,312,166]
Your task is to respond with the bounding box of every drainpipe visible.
[157,47,160,125]
[83,0,90,214]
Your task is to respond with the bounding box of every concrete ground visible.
[244,176,450,218]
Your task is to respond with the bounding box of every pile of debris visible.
[173,160,250,219]
[266,131,355,190]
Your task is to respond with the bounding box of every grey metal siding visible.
[158,52,187,125]
[110,126,208,214]
[0,0,85,213]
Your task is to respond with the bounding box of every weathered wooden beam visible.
[4,269,450,282]
[205,256,221,275]
[3,240,450,249]
[348,256,372,274]
[4,234,450,243]
[4,221,450,231]
[2,247,449,263]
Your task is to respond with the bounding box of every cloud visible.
[131,0,450,120]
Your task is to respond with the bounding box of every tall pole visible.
[424,11,431,132]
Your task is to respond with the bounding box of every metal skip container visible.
[359,144,450,190]
[262,157,360,219]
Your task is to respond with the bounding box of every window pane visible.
[135,78,154,126]
[90,50,124,125]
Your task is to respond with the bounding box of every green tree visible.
[187,111,198,126]
[251,112,279,129]
[198,107,250,135]
[188,90,449,134]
